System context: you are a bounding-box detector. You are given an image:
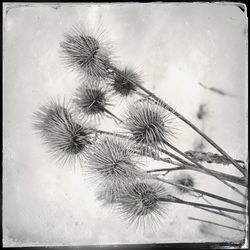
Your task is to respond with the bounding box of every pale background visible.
[3,2,248,247]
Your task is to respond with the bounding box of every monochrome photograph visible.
[2,2,248,248]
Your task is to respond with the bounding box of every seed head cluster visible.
[33,25,181,231]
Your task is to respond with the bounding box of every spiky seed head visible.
[123,101,175,152]
[111,67,141,97]
[174,173,195,194]
[33,99,93,165]
[83,136,143,188]
[116,178,169,229]
[60,26,112,79]
[96,182,120,206]
[72,80,112,122]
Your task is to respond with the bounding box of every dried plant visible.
[185,150,245,166]
[95,182,120,206]
[60,26,112,79]
[33,99,93,165]
[72,79,113,122]
[33,24,248,235]
[83,136,144,191]
[115,178,169,229]
[123,101,176,154]
[173,173,196,194]
[60,25,246,176]
[110,67,141,97]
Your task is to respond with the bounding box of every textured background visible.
[3,2,248,247]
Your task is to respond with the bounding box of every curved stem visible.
[162,140,247,198]
[109,64,246,176]
[94,130,247,187]
[201,197,245,225]
[102,107,124,124]
[159,196,245,214]
[155,177,246,209]
[154,147,246,187]
[148,165,247,187]
[198,206,245,225]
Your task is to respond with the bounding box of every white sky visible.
[3,2,248,247]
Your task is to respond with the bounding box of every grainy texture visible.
[3,2,248,247]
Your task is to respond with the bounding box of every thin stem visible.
[162,140,247,198]
[198,207,245,225]
[134,91,151,100]
[131,144,245,186]
[94,129,128,138]
[156,147,247,187]
[147,167,183,174]
[159,196,245,214]
[185,150,246,167]
[188,217,245,232]
[108,64,246,176]
[201,197,245,225]
[102,107,124,124]
[94,130,247,187]
[142,147,246,186]
[155,177,246,209]
[148,165,247,187]
[90,129,247,213]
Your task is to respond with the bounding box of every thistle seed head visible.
[174,173,195,194]
[72,80,112,121]
[116,178,169,228]
[84,136,143,186]
[123,101,175,152]
[33,99,93,165]
[60,26,112,79]
[96,182,120,206]
[111,67,141,97]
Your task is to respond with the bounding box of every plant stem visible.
[94,130,247,187]
[147,165,247,187]
[102,107,124,124]
[95,129,128,138]
[108,64,246,176]
[90,130,247,216]
[185,150,246,167]
[147,167,183,174]
[201,197,245,225]
[188,217,245,232]
[159,196,245,214]
[140,148,246,186]
[162,140,247,198]
[156,147,247,187]
[155,177,246,209]
[197,207,245,225]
